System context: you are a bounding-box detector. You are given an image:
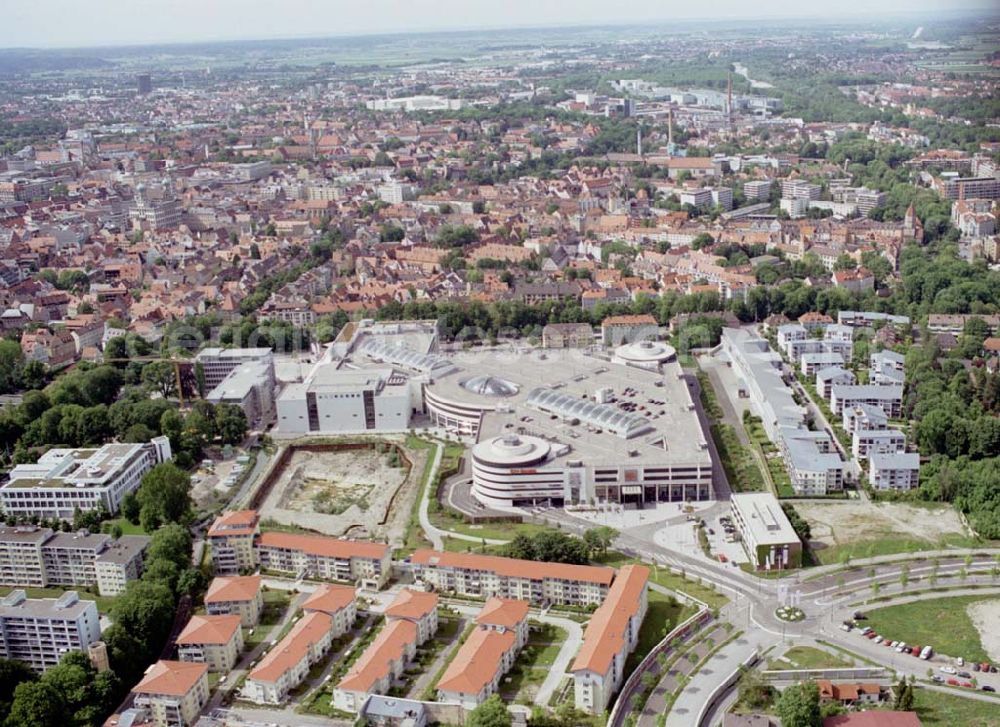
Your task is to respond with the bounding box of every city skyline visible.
[3,0,997,49]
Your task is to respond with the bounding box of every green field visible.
[864,595,996,663]
[101,517,148,535]
[624,590,693,676]
[811,533,982,566]
[768,645,854,670]
[596,551,729,610]
[911,686,1000,727]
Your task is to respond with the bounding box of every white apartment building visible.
[779,427,844,496]
[830,384,903,417]
[204,575,263,627]
[816,366,856,400]
[868,452,920,491]
[0,526,148,596]
[0,437,171,520]
[207,510,260,575]
[0,590,101,672]
[853,429,907,459]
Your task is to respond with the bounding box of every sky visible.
[3,0,996,49]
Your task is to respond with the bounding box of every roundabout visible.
[775,605,805,622]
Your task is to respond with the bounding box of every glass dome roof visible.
[461,375,519,398]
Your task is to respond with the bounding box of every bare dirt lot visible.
[967,600,1000,663]
[794,501,971,560]
[258,439,428,545]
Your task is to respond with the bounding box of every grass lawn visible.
[101,517,148,535]
[259,589,293,627]
[0,586,117,613]
[624,591,693,676]
[431,510,552,543]
[711,422,766,493]
[864,595,996,663]
[910,686,1000,727]
[769,645,854,670]
[811,534,982,566]
[596,551,729,610]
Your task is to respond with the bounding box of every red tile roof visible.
[204,575,262,604]
[176,614,241,646]
[384,589,438,621]
[436,626,515,695]
[302,584,356,616]
[571,564,649,675]
[410,549,614,585]
[133,660,207,698]
[256,532,389,560]
[249,611,332,684]
[337,619,418,693]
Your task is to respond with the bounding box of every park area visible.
[793,501,977,564]
[258,438,429,546]
[864,595,1000,664]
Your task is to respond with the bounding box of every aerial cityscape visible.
[0,3,999,727]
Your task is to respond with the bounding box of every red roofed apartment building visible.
[333,588,439,713]
[175,614,244,673]
[436,597,530,710]
[131,660,210,727]
[255,531,391,589]
[410,549,614,606]
[204,574,263,627]
[571,564,650,713]
[207,510,260,575]
[243,609,342,705]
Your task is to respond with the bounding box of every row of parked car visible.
[843,612,997,693]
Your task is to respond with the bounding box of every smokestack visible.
[637,126,642,157]
[668,107,674,149]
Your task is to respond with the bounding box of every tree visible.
[120,492,140,525]
[736,665,774,710]
[0,341,24,394]
[0,658,35,724]
[583,526,618,558]
[466,694,511,727]
[774,681,822,727]
[141,361,176,398]
[215,403,248,445]
[5,680,63,727]
[136,463,192,531]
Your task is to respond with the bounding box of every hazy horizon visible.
[4,0,998,50]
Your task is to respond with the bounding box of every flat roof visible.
[731,492,800,546]
[425,347,712,468]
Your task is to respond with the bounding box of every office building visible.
[1,437,171,520]
[276,367,411,434]
[730,493,802,570]
[0,590,101,673]
[571,565,649,714]
[137,74,152,94]
[131,660,210,727]
[195,348,275,390]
